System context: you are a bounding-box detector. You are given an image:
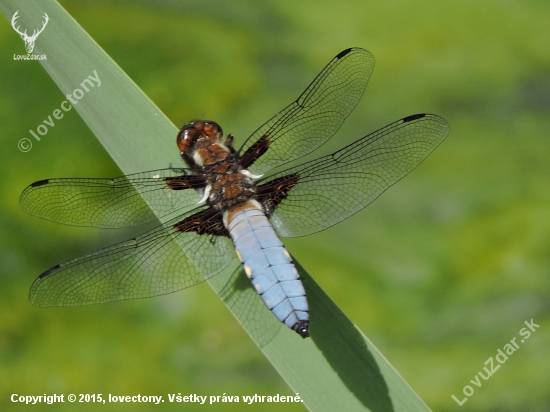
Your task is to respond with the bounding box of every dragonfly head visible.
[177,120,224,154]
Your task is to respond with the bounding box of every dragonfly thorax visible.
[177,121,260,212]
[203,167,257,211]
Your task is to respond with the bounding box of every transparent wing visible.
[239,48,374,175]
[20,168,205,228]
[220,263,283,348]
[29,206,235,306]
[258,114,450,237]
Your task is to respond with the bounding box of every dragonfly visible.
[20,48,449,339]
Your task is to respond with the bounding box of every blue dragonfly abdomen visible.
[225,200,309,337]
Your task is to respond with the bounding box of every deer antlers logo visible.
[11,10,49,54]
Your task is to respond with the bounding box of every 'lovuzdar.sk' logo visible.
[11,10,49,60]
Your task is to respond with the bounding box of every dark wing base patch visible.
[164,175,206,190]
[239,135,270,169]
[173,206,228,237]
[256,173,299,217]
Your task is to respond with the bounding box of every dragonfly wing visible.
[239,48,374,175]
[219,263,283,347]
[20,168,206,228]
[29,205,235,306]
[257,114,450,237]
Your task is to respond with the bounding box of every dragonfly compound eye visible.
[202,121,223,139]
[176,124,198,153]
[177,120,224,153]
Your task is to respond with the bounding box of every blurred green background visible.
[1,0,549,411]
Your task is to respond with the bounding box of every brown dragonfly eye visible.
[177,121,223,153]
[176,125,197,152]
[202,121,223,139]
